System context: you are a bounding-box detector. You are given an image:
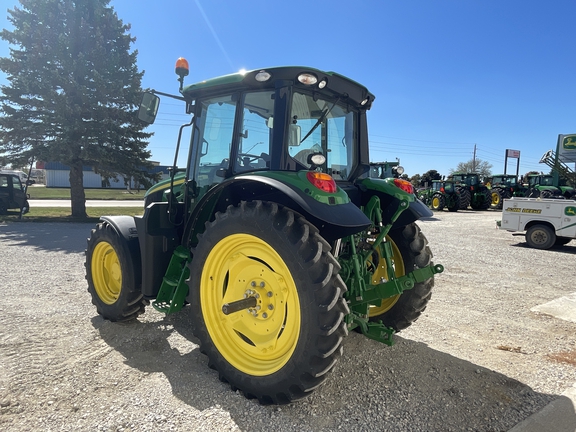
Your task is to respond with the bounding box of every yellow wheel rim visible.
[432,197,440,208]
[369,237,405,317]
[492,192,500,205]
[201,233,301,376]
[91,241,122,305]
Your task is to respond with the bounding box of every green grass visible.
[0,207,144,223]
[27,187,146,200]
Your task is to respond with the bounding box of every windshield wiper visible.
[300,98,340,144]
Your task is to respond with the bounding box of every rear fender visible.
[356,178,432,228]
[183,173,371,245]
[98,215,142,290]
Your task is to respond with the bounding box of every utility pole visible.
[472,144,477,172]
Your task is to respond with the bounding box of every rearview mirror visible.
[138,92,160,124]
[288,124,301,147]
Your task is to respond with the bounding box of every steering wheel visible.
[238,153,262,163]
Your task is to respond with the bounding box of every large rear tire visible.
[187,201,348,404]
[85,222,146,321]
[368,223,434,331]
[480,190,492,210]
[457,188,471,209]
[447,194,460,212]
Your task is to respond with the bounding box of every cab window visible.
[234,91,274,173]
[194,95,236,187]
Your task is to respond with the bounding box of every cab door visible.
[10,176,27,209]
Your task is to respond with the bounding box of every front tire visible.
[431,194,445,211]
[491,189,503,209]
[525,224,556,250]
[187,201,348,404]
[85,222,146,321]
[368,223,434,331]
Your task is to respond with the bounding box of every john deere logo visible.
[563,136,576,150]
[566,206,576,216]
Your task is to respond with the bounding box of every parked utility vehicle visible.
[499,197,576,249]
[0,173,29,215]
[85,60,443,404]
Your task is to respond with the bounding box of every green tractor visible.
[450,172,491,210]
[418,180,460,212]
[488,174,526,210]
[85,60,443,404]
[525,174,570,199]
[539,150,576,199]
[369,161,404,179]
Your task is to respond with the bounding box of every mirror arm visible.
[149,89,186,102]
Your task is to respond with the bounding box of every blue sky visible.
[1,0,575,177]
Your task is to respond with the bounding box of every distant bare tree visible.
[450,159,493,180]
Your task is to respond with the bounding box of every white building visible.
[43,162,169,189]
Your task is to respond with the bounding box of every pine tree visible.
[0,0,155,217]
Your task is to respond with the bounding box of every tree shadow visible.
[0,222,91,254]
[94,307,576,431]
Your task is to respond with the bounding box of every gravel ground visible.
[1,210,575,431]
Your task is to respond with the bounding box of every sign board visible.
[558,134,576,163]
[506,149,520,158]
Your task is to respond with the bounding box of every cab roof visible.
[180,66,375,109]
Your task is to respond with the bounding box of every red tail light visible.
[393,178,414,194]
[306,171,337,193]
[440,187,445,193]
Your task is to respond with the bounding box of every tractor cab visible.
[492,175,518,188]
[452,173,480,188]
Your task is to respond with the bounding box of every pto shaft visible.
[222,297,258,315]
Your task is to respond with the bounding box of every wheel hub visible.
[200,234,301,375]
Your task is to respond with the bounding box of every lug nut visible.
[267,291,273,297]
[262,313,268,318]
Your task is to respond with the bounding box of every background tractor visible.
[488,174,526,210]
[524,174,573,199]
[85,61,443,404]
[538,150,576,199]
[418,180,460,212]
[450,172,491,210]
[369,161,404,179]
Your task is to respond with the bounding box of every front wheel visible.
[187,201,348,404]
[490,189,503,209]
[368,223,434,331]
[431,193,445,211]
[525,224,555,249]
[85,222,146,321]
